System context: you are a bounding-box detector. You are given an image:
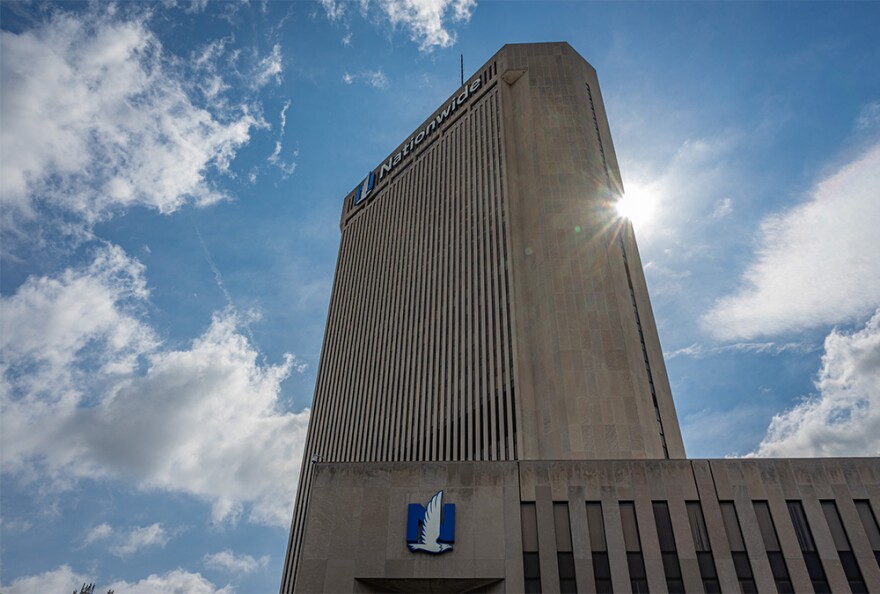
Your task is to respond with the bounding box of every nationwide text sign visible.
[349,78,483,210]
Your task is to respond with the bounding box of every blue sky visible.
[1,1,878,592]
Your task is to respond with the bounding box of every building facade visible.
[281,43,880,593]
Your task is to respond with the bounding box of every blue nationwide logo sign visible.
[406,490,455,554]
[352,170,376,206]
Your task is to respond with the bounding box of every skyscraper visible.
[281,43,880,594]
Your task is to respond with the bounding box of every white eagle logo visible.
[408,491,453,554]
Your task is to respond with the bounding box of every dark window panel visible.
[697,551,717,578]
[767,551,794,593]
[767,551,788,578]
[804,552,831,593]
[753,501,781,552]
[720,502,746,552]
[557,551,576,594]
[662,552,682,579]
[627,552,647,579]
[523,552,541,577]
[554,502,573,552]
[787,501,830,592]
[557,551,576,577]
[687,501,712,553]
[652,503,684,594]
[731,551,753,580]
[592,552,612,580]
[521,503,538,552]
[820,501,850,551]
[592,551,614,593]
[821,501,867,593]
[621,502,642,552]
[839,551,868,593]
[653,501,677,552]
[855,500,880,548]
[628,549,649,593]
[522,503,541,594]
[523,551,541,594]
[855,500,880,570]
[787,501,817,552]
[586,502,607,552]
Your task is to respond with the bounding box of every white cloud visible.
[0,11,257,225]
[279,100,291,135]
[323,0,474,51]
[711,197,733,220]
[665,340,816,361]
[268,142,297,177]
[84,522,114,545]
[110,523,170,556]
[0,565,91,594]
[857,101,880,130]
[0,517,33,534]
[0,244,157,404]
[253,43,283,88]
[186,0,210,13]
[366,69,389,89]
[112,569,233,594]
[203,549,269,574]
[342,69,389,89]
[0,566,232,594]
[1,248,310,527]
[749,309,880,457]
[703,143,880,340]
[320,0,347,21]
[375,0,476,51]
[267,102,297,177]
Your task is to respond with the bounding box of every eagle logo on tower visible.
[406,491,455,554]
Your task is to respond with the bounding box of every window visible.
[587,502,613,593]
[686,502,720,593]
[854,500,880,569]
[821,500,867,594]
[754,501,794,594]
[653,502,684,593]
[554,503,577,594]
[521,503,541,593]
[787,501,830,593]
[719,502,757,593]
[523,552,541,594]
[621,502,649,593]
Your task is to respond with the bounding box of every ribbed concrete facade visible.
[323,72,518,464]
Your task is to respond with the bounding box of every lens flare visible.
[615,185,656,230]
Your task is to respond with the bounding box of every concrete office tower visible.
[282,41,684,592]
[280,44,878,594]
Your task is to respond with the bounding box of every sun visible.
[614,184,657,230]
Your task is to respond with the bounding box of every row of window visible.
[521,499,880,593]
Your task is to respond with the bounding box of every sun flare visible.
[615,185,656,230]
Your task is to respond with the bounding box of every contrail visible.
[191,217,259,351]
